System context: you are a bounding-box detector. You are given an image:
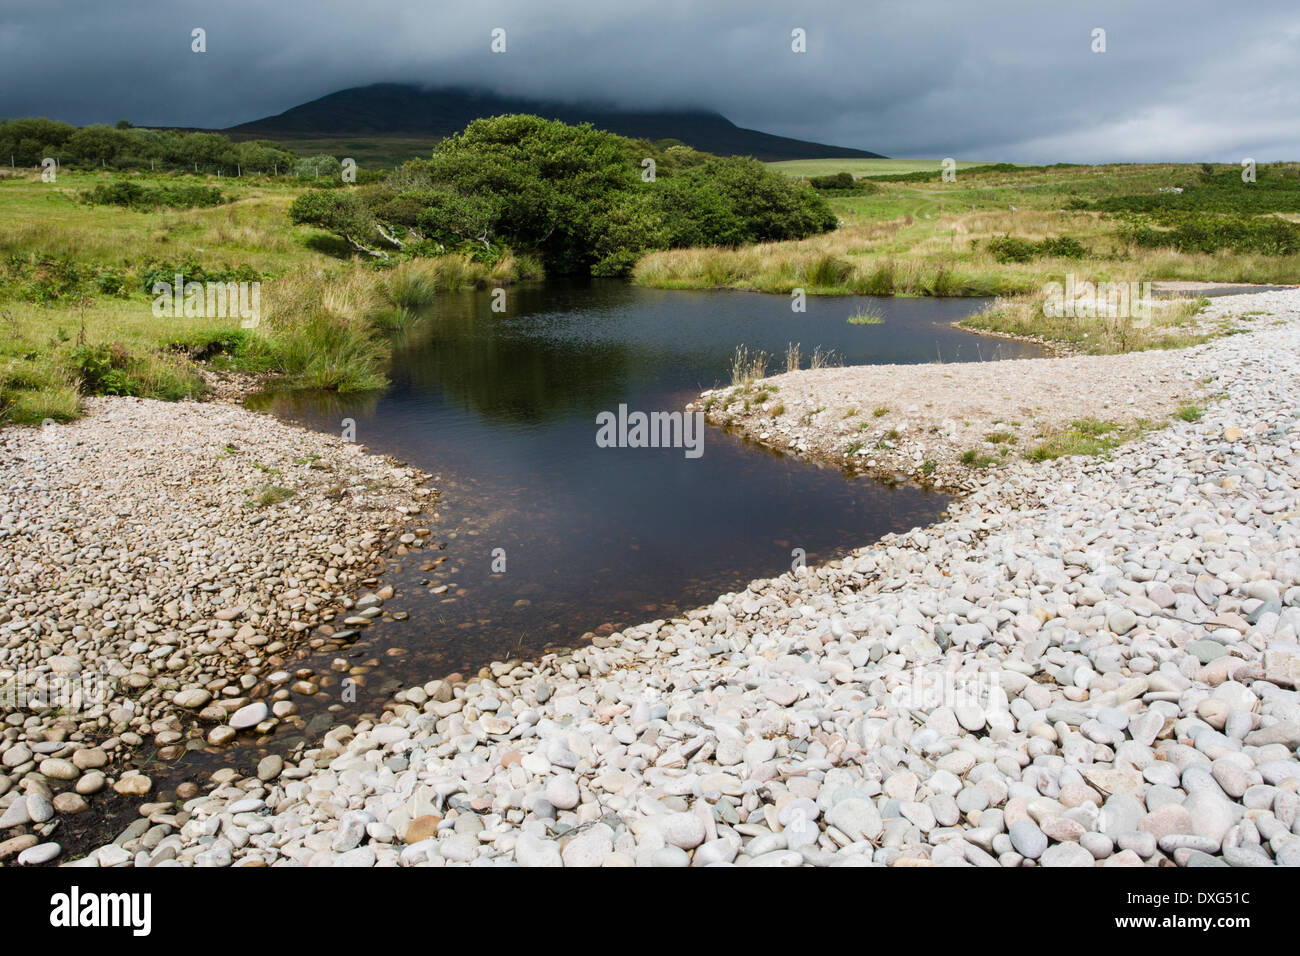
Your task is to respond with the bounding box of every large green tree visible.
[288,114,838,274]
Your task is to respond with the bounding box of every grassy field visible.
[0,168,537,424]
[635,161,1300,335]
[767,158,994,178]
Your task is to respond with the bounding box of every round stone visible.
[229,702,269,730]
[544,774,580,811]
[38,758,79,781]
[1008,820,1048,859]
[661,811,706,849]
[17,842,61,865]
[112,775,152,797]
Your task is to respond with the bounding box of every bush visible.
[1088,164,1300,215]
[80,180,227,210]
[95,269,130,296]
[1123,213,1300,255]
[139,260,263,294]
[809,171,857,190]
[69,342,201,399]
[985,235,1087,263]
[70,343,135,395]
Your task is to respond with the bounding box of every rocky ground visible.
[23,288,1296,868]
[693,296,1280,491]
[0,396,433,866]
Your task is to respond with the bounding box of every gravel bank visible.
[693,297,1287,490]
[1,396,433,864]
[37,288,1299,869]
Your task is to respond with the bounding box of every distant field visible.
[636,161,1300,299]
[232,133,443,169]
[268,139,920,172]
[767,158,994,178]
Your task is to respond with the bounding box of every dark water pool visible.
[250,281,1043,677]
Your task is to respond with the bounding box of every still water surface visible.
[251,280,1043,681]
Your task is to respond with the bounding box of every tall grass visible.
[785,342,801,373]
[961,294,1213,354]
[809,346,841,370]
[257,270,389,393]
[730,345,769,385]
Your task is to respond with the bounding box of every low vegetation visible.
[1026,418,1151,461]
[0,164,543,422]
[960,294,1213,354]
[635,161,1300,321]
[80,180,228,210]
[846,305,885,325]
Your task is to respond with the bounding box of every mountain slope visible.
[227,84,882,161]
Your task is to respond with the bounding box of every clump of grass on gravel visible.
[1026,417,1152,461]
[248,484,296,508]
[960,449,999,468]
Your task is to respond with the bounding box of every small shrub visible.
[82,180,227,210]
[985,235,1087,263]
[94,269,130,296]
[808,172,858,190]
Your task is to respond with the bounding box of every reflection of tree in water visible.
[395,291,634,426]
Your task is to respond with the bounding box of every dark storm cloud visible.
[2,0,1297,161]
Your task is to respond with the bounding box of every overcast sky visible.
[2,1,1297,162]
